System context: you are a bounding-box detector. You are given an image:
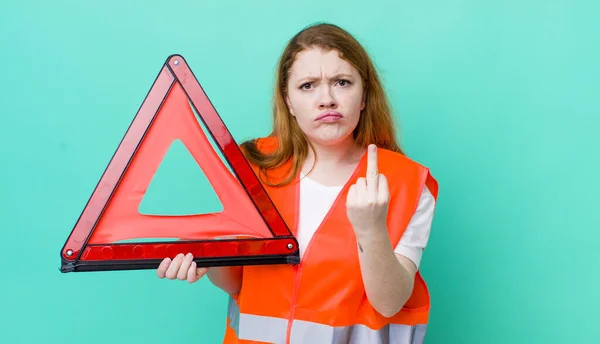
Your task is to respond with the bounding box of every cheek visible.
[288,93,312,116]
[292,104,321,126]
[340,92,364,116]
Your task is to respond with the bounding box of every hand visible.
[346,144,390,238]
[156,253,209,283]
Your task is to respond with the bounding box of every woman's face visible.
[285,47,365,147]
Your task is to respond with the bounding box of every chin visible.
[309,130,355,146]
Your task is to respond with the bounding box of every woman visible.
[157,22,438,344]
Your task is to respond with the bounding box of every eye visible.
[299,82,313,90]
[337,79,351,87]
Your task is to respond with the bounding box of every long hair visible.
[241,22,403,187]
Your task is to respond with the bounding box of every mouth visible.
[315,111,343,121]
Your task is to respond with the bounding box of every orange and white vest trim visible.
[223,137,439,344]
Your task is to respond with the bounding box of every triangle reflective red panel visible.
[60,54,300,273]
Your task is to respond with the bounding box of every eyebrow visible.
[296,73,355,83]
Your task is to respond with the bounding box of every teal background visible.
[1,0,599,343]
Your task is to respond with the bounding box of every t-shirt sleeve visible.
[394,185,436,269]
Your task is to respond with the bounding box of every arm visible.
[346,145,435,318]
[357,184,436,317]
[207,266,243,296]
[356,230,417,317]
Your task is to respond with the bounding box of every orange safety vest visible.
[223,137,439,344]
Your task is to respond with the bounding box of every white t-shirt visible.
[297,173,435,269]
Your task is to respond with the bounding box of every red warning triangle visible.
[60,54,299,272]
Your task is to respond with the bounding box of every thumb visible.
[187,261,209,283]
[194,267,209,282]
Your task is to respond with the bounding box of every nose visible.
[318,86,337,109]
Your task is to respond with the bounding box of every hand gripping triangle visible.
[60,54,300,273]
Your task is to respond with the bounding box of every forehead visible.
[289,48,357,79]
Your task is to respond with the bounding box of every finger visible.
[177,253,193,280]
[356,178,367,199]
[165,253,184,279]
[195,267,209,282]
[156,258,171,278]
[366,144,379,194]
[187,261,204,283]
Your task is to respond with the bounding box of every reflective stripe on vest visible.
[228,298,427,344]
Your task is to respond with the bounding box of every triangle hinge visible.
[286,255,301,265]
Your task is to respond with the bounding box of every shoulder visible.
[376,147,439,200]
[376,147,428,176]
[255,136,280,153]
[239,135,279,154]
